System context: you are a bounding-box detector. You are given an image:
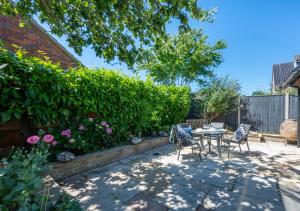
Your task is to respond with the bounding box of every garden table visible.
[192,128,227,158]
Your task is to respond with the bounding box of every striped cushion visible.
[234,125,247,142]
[177,127,192,145]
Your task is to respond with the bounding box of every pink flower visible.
[106,128,112,134]
[101,121,107,126]
[42,134,54,143]
[51,140,58,146]
[61,129,71,138]
[78,124,85,131]
[27,135,40,144]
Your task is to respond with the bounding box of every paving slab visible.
[59,142,300,211]
[198,187,285,211]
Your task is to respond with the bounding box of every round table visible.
[192,128,227,157]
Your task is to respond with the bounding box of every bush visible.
[0,146,49,210]
[0,142,82,210]
[0,47,190,142]
[197,76,240,122]
[48,117,118,155]
[51,192,82,211]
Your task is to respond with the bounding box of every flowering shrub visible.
[0,145,49,210]
[0,134,82,210]
[49,117,115,154]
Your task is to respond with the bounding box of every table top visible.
[192,128,227,135]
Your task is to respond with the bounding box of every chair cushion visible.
[177,127,192,145]
[234,125,247,142]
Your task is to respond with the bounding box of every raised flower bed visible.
[49,136,169,180]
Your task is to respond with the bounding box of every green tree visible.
[197,76,240,122]
[137,29,226,85]
[272,87,298,95]
[1,0,216,67]
[251,89,270,96]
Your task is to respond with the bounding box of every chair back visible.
[234,123,251,143]
[175,125,192,145]
[169,125,177,143]
[210,122,224,129]
[178,123,191,128]
[241,123,251,134]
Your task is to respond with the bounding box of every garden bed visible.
[49,137,169,180]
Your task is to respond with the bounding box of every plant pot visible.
[280,119,297,140]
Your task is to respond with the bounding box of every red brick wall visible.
[0,15,79,69]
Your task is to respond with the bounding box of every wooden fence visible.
[218,94,298,134]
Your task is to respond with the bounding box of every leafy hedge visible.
[0,47,190,140]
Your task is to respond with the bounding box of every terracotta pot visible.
[280,119,297,139]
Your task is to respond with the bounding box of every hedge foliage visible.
[0,47,190,139]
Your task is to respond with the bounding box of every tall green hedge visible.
[0,47,190,139]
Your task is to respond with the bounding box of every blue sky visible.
[39,0,300,95]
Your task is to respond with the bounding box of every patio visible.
[58,141,300,210]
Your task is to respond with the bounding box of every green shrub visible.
[0,146,49,210]
[0,47,190,142]
[50,192,82,211]
[48,117,119,155]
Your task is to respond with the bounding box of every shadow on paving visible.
[57,143,298,211]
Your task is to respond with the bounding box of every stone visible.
[57,151,75,163]
[152,131,158,137]
[280,119,297,139]
[131,136,143,145]
[159,131,169,137]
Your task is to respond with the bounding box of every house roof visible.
[0,15,83,68]
[30,19,83,66]
[272,62,295,88]
[282,66,300,88]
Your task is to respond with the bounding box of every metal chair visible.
[175,125,202,160]
[223,124,251,158]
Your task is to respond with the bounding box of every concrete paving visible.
[59,141,300,210]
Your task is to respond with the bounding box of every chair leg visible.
[177,144,181,160]
[227,142,231,158]
[197,143,202,161]
[238,144,242,152]
[177,141,182,160]
[246,141,250,152]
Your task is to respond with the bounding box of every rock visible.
[57,151,75,163]
[280,119,297,139]
[159,131,168,137]
[131,137,143,145]
[152,131,157,137]
[159,131,164,137]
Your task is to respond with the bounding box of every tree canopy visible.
[251,89,270,96]
[1,0,216,67]
[197,76,240,122]
[137,29,226,85]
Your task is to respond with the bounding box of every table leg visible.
[217,134,222,158]
[200,135,204,148]
[208,136,211,153]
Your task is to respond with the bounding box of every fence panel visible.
[240,95,286,133]
[187,94,298,134]
[289,95,298,119]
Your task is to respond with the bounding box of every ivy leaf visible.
[2,111,12,122]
